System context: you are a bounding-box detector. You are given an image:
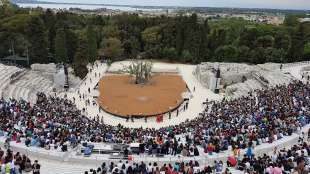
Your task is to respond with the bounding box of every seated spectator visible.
[32,160,41,174]
[0,149,35,174]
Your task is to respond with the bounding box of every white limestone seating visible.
[195,62,300,99]
[225,70,294,99]
[0,64,22,98]
[225,79,263,99]
[257,71,293,87]
[3,71,54,103]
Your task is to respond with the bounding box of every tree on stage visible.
[121,60,153,84]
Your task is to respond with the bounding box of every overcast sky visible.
[45,0,310,10]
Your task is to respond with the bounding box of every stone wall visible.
[1,124,309,168]
[195,62,256,89]
[31,63,57,81]
[195,62,295,99]
[31,63,57,74]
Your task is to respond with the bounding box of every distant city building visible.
[299,18,310,22]
[209,13,285,25]
[0,0,5,6]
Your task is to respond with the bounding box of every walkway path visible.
[283,63,310,82]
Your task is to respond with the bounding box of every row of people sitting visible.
[84,160,232,174]
[228,141,309,174]
[0,147,40,174]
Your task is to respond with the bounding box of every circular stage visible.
[98,74,187,117]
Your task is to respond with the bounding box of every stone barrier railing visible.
[0,124,309,167]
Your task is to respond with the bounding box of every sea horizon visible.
[16,2,310,12]
[17,3,167,11]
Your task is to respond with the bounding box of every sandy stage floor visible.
[98,74,187,117]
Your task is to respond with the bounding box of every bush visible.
[73,64,88,79]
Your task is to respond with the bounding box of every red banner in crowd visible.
[156,114,163,123]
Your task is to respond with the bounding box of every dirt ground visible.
[98,74,187,117]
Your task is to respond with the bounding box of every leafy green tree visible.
[284,15,300,27]
[0,6,308,67]
[98,37,123,61]
[214,45,238,62]
[181,50,193,63]
[265,48,286,62]
[162,47,177,62]
[140,45,161,59]
[102,25,120,39]
[26,16,49,64]
[256,24,275,36]
[209,28,227,51]
[239,27,259,49]
[121,60,153,84]
[255,35,274,48]
[175,18,185,57]
[304,42,310,58]
[198,20,210,62]
[1,14,31,33]
[65,29,78,63]
[212,18,247,44]
[274,32,291,53]
[288,23,306,62]
[250,47,266,64]
[237,46,251,63]
[0,33,29,59]
[55,28,68,63]
[141,26,162,50]
[0,0,16,18]
[160,21,177,49]
[42,9,56,56]
[73,36,88,79]
[183,14,201,63]
[123,36,140,58]
[86,25,98,62]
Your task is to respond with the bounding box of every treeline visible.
[0,2,310,78]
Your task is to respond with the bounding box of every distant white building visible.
[299,18,310,22]
[0,0,10,6]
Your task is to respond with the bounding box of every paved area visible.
[60,61,222,128]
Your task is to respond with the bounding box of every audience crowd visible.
[84,141,310,174]
[234,141,309,174]
[0,147,40,174]
[0,81,309,158]
[84,160,232,174]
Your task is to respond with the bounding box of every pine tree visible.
[86,25,97,63]
[55,28,68,63]
[198,19,210,62]
[42,9,56,57]
[26,16,48,64]
[176,17,184,57]
[65,29,78,63]
[73,36,88,78]
[288,23,306,62]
